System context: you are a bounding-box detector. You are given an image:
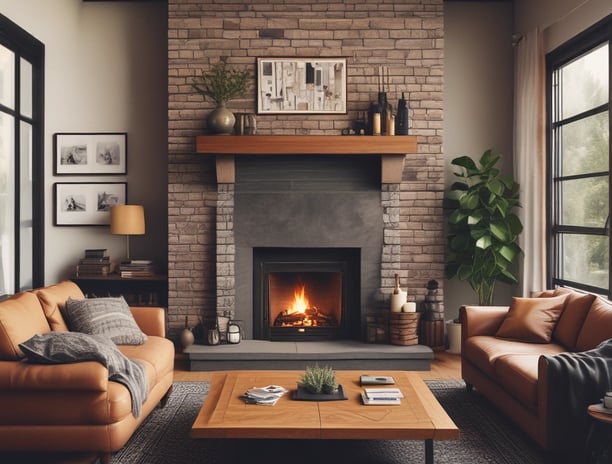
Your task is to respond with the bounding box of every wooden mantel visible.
[195,135,417,183]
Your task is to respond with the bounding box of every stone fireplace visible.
[197,135,419,342]
[167,0,445,338]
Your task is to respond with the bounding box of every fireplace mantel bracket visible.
[195,135,417,184]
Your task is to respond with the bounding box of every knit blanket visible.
[542,338,612,453]
[20,332,148,417]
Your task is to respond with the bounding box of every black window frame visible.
[546,15,611,296]
[0,14,45,297]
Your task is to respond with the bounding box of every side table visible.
[71,274,168,307]
[585,404,612,464]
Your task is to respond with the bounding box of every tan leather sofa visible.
[460,287,612,458]
[0,280,174,463]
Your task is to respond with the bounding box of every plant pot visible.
[207,103,235,134]
[446,320,461,354]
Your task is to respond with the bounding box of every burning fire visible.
[272,282,337,328]
[288,285,309,314]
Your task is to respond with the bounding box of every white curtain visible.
[514,29,547,295]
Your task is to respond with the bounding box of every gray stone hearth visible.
[184,340,433,371]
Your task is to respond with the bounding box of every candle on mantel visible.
[373,113,381,135]
[402,302,416,313]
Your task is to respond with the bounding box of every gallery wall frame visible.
[257,58,347,114]
[54,132,127,175]
[54,182,127,226]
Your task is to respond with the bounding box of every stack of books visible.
[360,387,404,406]
[241,385,288,406]
[76,249,113,276]
[119,260,156,278]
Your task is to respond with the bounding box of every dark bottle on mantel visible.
[395,92,409,135]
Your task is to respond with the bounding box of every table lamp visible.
[110,204,145,263]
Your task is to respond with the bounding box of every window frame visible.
[546,15,611,296]
[0,14,45,297]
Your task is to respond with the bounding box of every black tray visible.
[292,385,348,401]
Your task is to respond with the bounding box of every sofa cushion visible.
[494,354,541,410]
[119,336,175,387]
[33,280,85,332]
[551,289,596,351]
[0,292,51,360]
[496,295,568,343]
[464,335,565,378]
[63,296,147,345]
[575,297,612,352]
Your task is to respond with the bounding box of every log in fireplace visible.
[253,247,360,341]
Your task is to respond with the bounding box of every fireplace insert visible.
[253,248,360,341]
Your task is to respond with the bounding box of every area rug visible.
[110,380,548,464]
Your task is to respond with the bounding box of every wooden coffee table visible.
[191,370,459,464]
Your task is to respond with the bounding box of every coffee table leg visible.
[425,439,433,464]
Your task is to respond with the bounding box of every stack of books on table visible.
[360,387,404,406]
[241,385,288,406]
[119,260,156,278]
[76,249,114,276]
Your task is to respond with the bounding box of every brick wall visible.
[168,0,445,334]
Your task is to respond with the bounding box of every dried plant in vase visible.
[298,364,338,394]
[192,57,252,134]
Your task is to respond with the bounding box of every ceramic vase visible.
[207,103,235,134]
[180,316,195,348]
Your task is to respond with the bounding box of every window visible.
[0,14,44,297]
[547,16,610,296]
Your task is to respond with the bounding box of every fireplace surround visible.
[196,135,419,342]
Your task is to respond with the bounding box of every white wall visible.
[1,0,168,285]
[443,1,515,319]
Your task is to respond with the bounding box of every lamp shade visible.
[110,205,145,235]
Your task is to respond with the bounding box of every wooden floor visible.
[173,350,462,382]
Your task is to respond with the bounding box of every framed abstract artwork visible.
[257,58,346,114]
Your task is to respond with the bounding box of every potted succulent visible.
[297,364,338,395]
[445,149,523,306]
[192,57,252,134]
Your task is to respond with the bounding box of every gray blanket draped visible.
[542,338,612,454]
[19,332,148,417]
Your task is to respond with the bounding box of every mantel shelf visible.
[195,135,418,183]
[195,135,417,156]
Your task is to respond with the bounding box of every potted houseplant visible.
[192,57,252,134]
[297,364,338,395]
[445,149,523,306]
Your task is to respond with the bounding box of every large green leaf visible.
[490,221,509,241]
[476,235,492,250]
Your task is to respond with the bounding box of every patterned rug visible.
[110,380,548,464]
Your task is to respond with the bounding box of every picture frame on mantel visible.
[54,182,127,226]
[54,132,127,175]
[257,58,347,114]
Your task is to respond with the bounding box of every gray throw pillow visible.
[63,296,147,345]
[19,331,118,364]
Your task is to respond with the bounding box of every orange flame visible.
[288,285,309,314]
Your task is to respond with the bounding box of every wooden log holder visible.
[420,319,445,351]
[389,312,421,346]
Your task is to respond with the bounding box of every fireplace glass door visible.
[253,248,360,341]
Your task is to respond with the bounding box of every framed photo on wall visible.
[257,58,347,114]
[54,132,127,175]
[54,182,127,226]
